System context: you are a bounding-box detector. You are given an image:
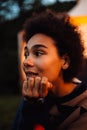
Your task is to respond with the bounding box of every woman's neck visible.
[52,79,77,97]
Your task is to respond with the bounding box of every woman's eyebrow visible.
[32,44,48,49]
[24,44,48,51]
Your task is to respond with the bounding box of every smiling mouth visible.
[25,72,38,78]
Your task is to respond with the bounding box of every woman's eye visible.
[24,51,29,58]
[35,51,44,56]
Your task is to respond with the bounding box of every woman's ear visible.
[62,55,70,70]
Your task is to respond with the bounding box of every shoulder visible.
[67,112,87,130]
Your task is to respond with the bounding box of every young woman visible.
[12,10,87,130]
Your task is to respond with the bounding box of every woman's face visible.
[23,33,65,86]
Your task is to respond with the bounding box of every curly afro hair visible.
[23,10,84,82]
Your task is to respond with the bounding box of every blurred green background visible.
[0,95,20,130]
[0,0,77,129]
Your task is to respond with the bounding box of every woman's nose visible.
[23,56,34,68]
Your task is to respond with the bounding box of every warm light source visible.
[68,0,87,58]
[70,16,87,58]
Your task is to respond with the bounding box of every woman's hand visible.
[22,76,53,98]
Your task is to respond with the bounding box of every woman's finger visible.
[27,77,34,97]
[39,77,48,97]
[33,76,41,97]
[22,80,28,96]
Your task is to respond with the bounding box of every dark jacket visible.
[12,82,87,130]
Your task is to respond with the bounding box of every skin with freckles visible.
[22,33,77,98]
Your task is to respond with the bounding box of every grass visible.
[0,95,21,130]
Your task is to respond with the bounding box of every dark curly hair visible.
[23,10,84,82]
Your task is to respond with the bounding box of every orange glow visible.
[70,16,87,26]
[70,16,87,58]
